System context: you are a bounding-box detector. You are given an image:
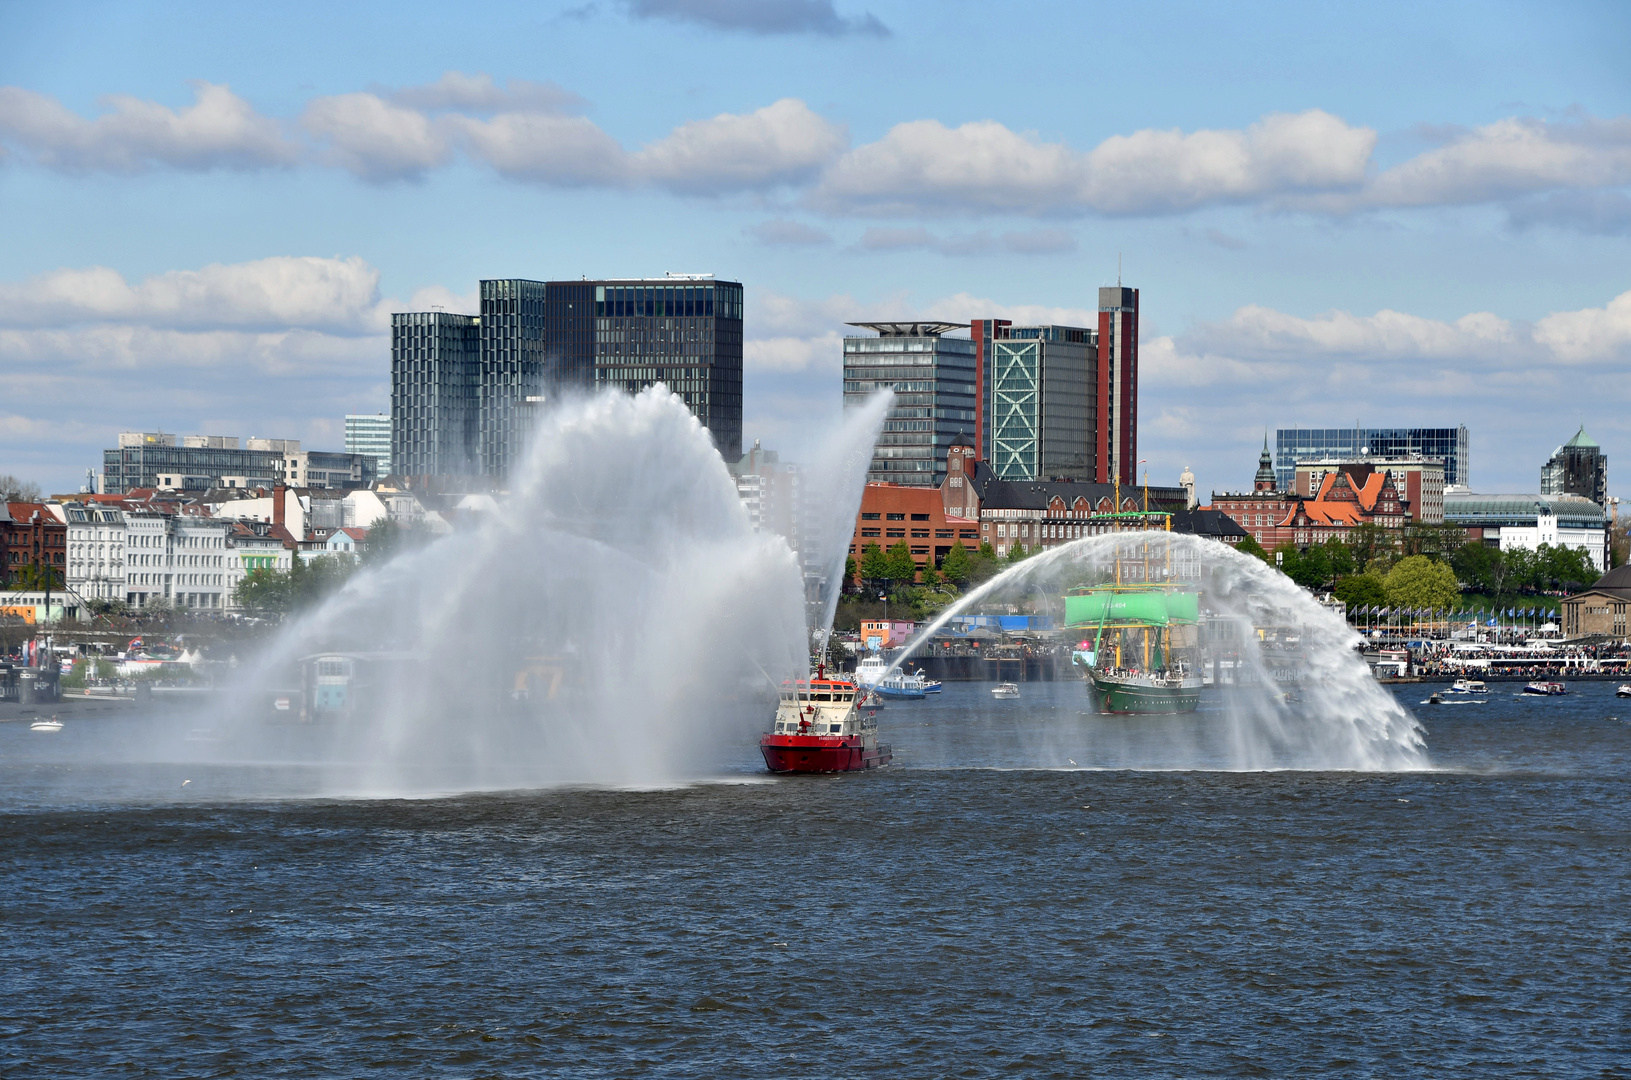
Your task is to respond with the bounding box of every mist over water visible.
[41,391,1426,797]
[893,532,1430,772]
[184,388,889,795]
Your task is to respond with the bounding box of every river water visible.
[3,682,1628,1077]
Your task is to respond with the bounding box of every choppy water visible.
[4,682,1630,1077]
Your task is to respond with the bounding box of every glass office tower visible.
[478,279,550,477]
[391,311,482,476]
[843,322,978,486]
[988,324,1096,481]
[1275,426,1471,490]
[586,276,744,461]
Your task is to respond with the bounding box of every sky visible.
[2,0,1630,500]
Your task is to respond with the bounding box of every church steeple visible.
[1253,432,1277,492]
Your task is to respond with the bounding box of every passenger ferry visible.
[853,653,888,687]
[1447,678,1488,695]
[760,668,892,774]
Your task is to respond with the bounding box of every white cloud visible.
[813,110,1375,216]
[1533,289,1631,362]
[1359,114,1631,209]
[0,82,297,172]
[0,256,387,334]
[635,98,846,192]
[302,93,451,181]
[450,112,631,186]
[387,71,585,114]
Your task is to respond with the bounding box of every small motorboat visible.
[1447,679,1487,695]
[874,671,927,700]
[1616,684,1631,699]
[1521,681,1568,696]
[914,668,943,693]
[30,716,64,733]
[1425,692,1444,705]
[991,682,1020,699]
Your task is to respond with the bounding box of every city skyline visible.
[2,1,1629,497]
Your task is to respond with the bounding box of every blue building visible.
[1274,426,1469,490]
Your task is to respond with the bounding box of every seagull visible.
[182,780,192,787]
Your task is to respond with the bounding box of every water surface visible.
[3,683,1628,1077]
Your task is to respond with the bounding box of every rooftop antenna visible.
[1117,253,1122,287]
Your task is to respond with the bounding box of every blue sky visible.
[2,0,1630,498]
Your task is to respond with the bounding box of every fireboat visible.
[759,666,892,774]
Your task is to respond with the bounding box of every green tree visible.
[940,541,971,585]
[859,543,888,586]
[1538,544,1597,591]
[1235,534,1272,563]
[1346,521,1394,571]
[885,540,918,586]
[360,519,430,566]
[1452,542,1501,595]
[1006,542,1029,563]
[1334,572,1387,609]
[842,556,859,592]
[1384,555,1460,612]
[1271,543,1301,580]
[1323,537,1356,580]
[1288,543,1331,589]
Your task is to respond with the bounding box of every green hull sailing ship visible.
[1064,505,1203,715]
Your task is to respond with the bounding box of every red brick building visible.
[1213,446,1411,551]
[1,503,67,588]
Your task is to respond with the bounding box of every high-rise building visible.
[987,324,1097,481]
[394,275,745,476]
[345,413,391,478]
[1097,286,1139,485]
[1274,426,1470,491]
[843,322,978,486]
[478,279,549,477]
[1541,425,1608,508]
[970,318,1012,462]
[586,275,744,461]
[391,310,482,476]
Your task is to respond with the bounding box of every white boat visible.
[1617,684,1631,699]
[991,682,1020,699]
[1447,679,1488,695]
[30,717,63,733]
[853,654,888,687]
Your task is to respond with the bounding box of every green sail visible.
[1065,590,1199,627]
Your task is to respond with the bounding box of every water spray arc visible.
[883,532,1430,771]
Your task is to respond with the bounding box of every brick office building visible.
[1,503,67,588]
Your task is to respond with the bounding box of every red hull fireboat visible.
[759,667,892,774]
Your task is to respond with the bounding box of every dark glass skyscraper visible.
[478,279,549,477]
[391,311,482,476]
[392,275,744,477]
[585,276,744,461]
[843,322,978,486]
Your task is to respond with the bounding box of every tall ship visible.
[760,668,892,773]
[1064,508,1203,715]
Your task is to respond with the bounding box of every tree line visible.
[1234,521,1600,612]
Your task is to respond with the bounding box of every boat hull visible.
[1088,672,1202,715]
[759,734,892,773]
